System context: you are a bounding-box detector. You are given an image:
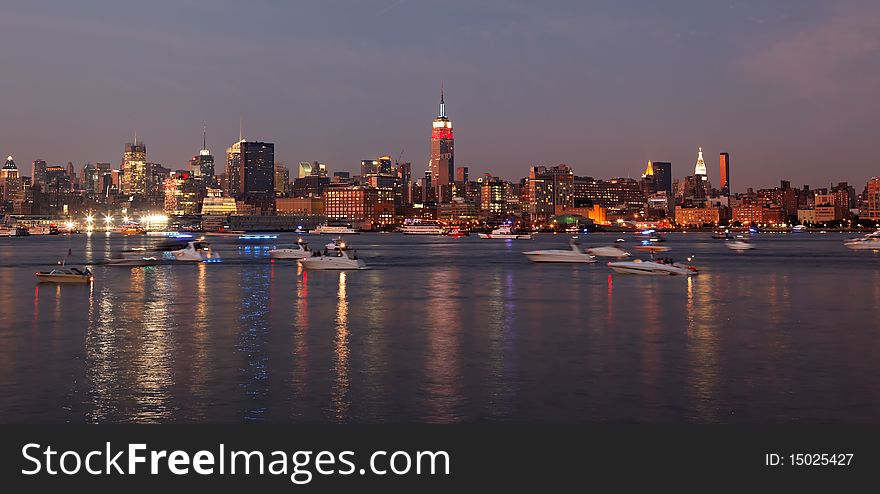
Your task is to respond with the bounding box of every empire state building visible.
[430,90,454,198]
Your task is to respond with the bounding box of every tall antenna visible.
[239,116,243,142]
[202,124,207,150]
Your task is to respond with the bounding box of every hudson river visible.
[1,232,879,423]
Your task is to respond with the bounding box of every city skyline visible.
[0,1,878,188]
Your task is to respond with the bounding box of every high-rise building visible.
[298,161,327,178]
[719,152,730,196]
[189,128,215,181]
[121,139,147,195]
[455,166,469,183]
[865,178,880,221]
[694,147,707,179]
[397,162,412,205]
[31,159,47,187]
[480,175,506,215]
[651,161,672,194]
[430,89,454,197]
[1,156,22,203]
[274,163,289,195]
[226,139,274,201]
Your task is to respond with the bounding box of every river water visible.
[1,231,879,423]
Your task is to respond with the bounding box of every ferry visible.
[313,222,359,234]
[399,221,446,235]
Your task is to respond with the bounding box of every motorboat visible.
[399,221,446,235]
[107,248,161,266]
[36,267,93,283]
[313,222,359,234]
[615,238,625,243]
[726,239,755,251]
[325,236,347,250]
[447,228,469,238]
[294,226,307,234]
[523,238,597,263]
[712,230,733,240]
[478,226,532,240]
[269,239,312,259]
[608,258,698,276]
[300,246,367,270]
[844,231,880,251]
[169,240,222,262]
[586,246,630,258]
[791,225,807,233]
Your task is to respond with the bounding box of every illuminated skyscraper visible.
[694,147,707,178]
[719,152,730,196]
[1,156,21,202]
[430,89,454,198]
[189,127,215,180]
[121,138,147,195]
[31,159,47,187]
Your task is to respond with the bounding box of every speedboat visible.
[313,222,359,234]
[300,246,367,270]
[608,258,698,276]
[107,248,161,266]
[325,236,347,250]
[615,238,625,243]
[844,231,880,251]
[586,246,630,258]
[523,238,597,263]
[36,267,93,283]
[447,228,468,238]
[294,226,307,234]
[399,221,446,235]
[478,226,532,240]
[169,240,222,262]
[269,239,312,259]
[727,240,755,251]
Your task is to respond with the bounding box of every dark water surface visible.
[1,231,879,423]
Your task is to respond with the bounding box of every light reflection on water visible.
[1,232,880,423]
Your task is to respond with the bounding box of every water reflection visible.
[238,267,271,421]
[130,267,173,422]
[330,272,350,421]
[290,267,309,419]
[422,269,462,422]
[685,274,720,422]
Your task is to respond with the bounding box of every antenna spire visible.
[439,84,446,118]
[239,116,243,142]
[202,124,207,150]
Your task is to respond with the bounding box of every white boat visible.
[726,240,755,251]
[324,236,348,250]
[523,238,596,263]
[399,221,446,235]
[478,226,532,240]
[107,248,161,266]
[36,267,93,283]
[608,259,698,276]
[269,240,312,259]
[169,241,222,262]
[844,231,880,251]
[0,226,29,236]
[313,223,359,234]
[586,246,630,258]
[300,246,367,270]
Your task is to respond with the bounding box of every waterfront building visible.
[275,196,324,216]
[719,152,730,196]
[121,139,147,195]
[430,90,454,200]
[674,205,724,227]
[324,186,395,230]
[798,206,836,225]
[292,174,331,198]
[201,194,237,215]
[437,197,479,225]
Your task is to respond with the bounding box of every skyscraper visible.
[455,166,469,183]
[1,156,21,202]
[121,138,147,195]
[189,127,215,180]
[694,147,707,178]
[274,163,289,195]
[31,159,47,187]
[649,161,672,194]
[719,152,730,196]
[430,89,454,198]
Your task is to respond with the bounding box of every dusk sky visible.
[1,0,878,189]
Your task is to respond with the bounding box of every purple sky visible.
[0,0,878,190]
